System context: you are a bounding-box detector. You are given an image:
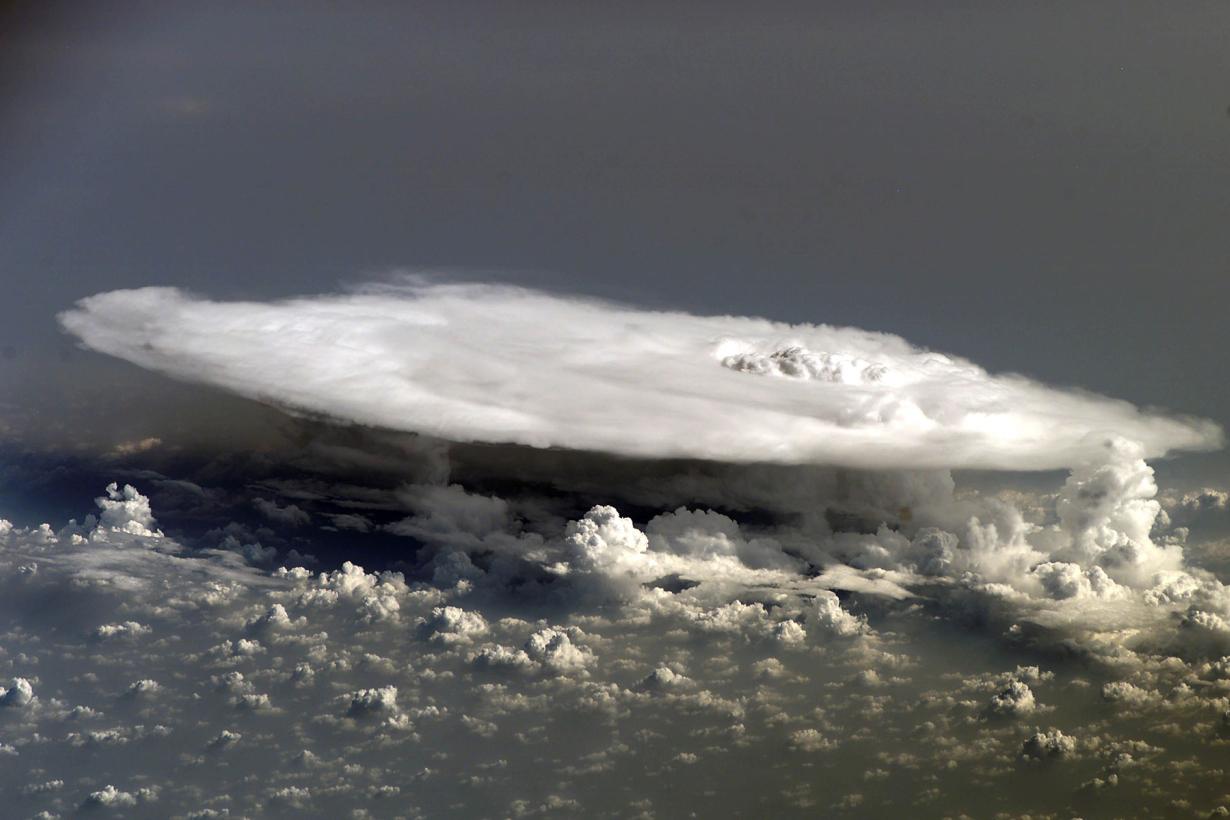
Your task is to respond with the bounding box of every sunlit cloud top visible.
[59,281,1222,471]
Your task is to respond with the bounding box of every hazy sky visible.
[3,0,1229,481]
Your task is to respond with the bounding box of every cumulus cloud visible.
[58,281,1220,471]
[343,686,399,718]
[523,627,594,674]
[93,621,151,640]
[811,591,866,638]
[789,728,836,752]
[96,482,161,538]
[0,678,34,708]
[635,666,693,692]
[1021,728,1077,760]
[987,680,1038,717]
[421,606,488,645]
[83,784,147,808]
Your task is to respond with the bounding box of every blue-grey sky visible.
[2,0,1229,483]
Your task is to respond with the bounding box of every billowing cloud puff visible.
[987,680,1038,717]
[421,606,489,645]
[810,591,866,637]
[58,281,1220,470]
[565,505,650,574]
[0,678,34,709]
[1021,728,1077,760]
[343,686,399,718]
[523,627,594,674]
[96,482,160,538]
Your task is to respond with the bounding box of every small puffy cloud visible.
[473,644,536,672]
[207,729,242,750]
[83,784,157,808]
[676,600,774,638]
[810,591,865,638]
[1163,488,1230,515]
[987,680,1037,717]
[1021,729,1077,760]
[95,482,160,537]
[772,620,808,646]
[752,658,787,680]
[245,603,301,633]
[1143,571,1203,606]
[635,666,693,692]
[93,621,151,641]
[565,505,649,573]
[647,507,792,570]
[289,561,411,624]
[1101,681,1161,708]
[421,606,488,645]
[908,528,959,577]
[790,728,836,752]
[125,679,161,697]
[344,686,399,718]
[268,785,312,809]
[524,628,594,674]
[0,678,34,708]
[21,779,64,796]
[1033,562,1124,600]
[234,692,273,712]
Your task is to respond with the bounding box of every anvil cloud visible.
[58,281,1220,471]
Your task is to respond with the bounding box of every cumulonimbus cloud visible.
[59,280,1221,471]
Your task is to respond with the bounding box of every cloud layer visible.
[58,281,1221,471]
[7,478,1230,817]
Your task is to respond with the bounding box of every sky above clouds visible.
[3,2,1230,819]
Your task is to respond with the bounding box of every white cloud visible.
[58,281,1221,471]
[206,729,242,750]
[95,482,160,538]
[93,621,151,640]
[810,591,866,638]
[125,678,161,697]
[0,678,34,708]
[523,628,594,674]
[343,686,399,718]
[789,728,836,752]
[565,505,650,574]
[635,666,693,692]
[987,680,1037,717]
[1021,728,1077,760]
[83,784,142,808]
[421,606,488,645]
[1032,562,1125,601]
